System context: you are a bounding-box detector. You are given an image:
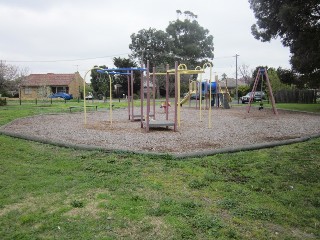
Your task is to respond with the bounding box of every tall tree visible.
[0,60,28,97]
[129,12,214,97]
[176,10,182,20]
[129,28,173,98]
[129,11,214,69]
[267,68,292,93]
[129,28,172,69]
[239,64,253,85]
[249,0,320,88]
[90,65,109,98]
[166,18,214,68]
[113,57,140,95]
[276,67,301,87]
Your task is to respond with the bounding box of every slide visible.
[180,91,196,105]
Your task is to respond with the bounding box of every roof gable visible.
[22,73,80,86]
[219,78,247,88]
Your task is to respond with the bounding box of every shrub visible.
[0,98,7,106]
[132,93,139,100]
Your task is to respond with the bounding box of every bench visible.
[69,105,98,113]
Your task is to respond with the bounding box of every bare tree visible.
[0,61,29,97]
[0,61,16,89]
[238,64,253,85]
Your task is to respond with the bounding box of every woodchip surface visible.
[1,106,320,156]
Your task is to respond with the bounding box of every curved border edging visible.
[173,134,320,159]
[1,128,319,160]
[1,108,319,159]
[0,129,171,158]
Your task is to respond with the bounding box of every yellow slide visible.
[180,91,196,105]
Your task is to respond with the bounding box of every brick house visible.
[20,72,84,99]
[218,78,247,90]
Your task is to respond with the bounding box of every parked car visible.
[85,92,93,100]
[48,92,73,100]
[241,91,265,104]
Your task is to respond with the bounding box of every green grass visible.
[275,103,320,112]
[0,101,319,239]
[0,99,131,126]
[259,102,320,113]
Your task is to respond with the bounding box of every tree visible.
[129,28,173,98]
[129,11,214,97]
[249,0,320,88]
[129,28,172,69]
[238,64,253,85]
[183,10,198,20]
[0,60,28,97]
[176,10,182,20]
[166,18,214,68]
[129,11,214,69]
[90,65,109,98]
[267,68,292,94]
[238,85,251,97]
[276,67,301,87]
[113,57,140,95]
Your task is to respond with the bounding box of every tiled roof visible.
[21,73,80,86]
[218,78,247,88]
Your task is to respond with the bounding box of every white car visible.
[241,91,265,103]
[85,92,93,100]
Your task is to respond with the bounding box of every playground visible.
[1,63,320,157]
[1,105,319,157]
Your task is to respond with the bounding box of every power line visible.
[4,53,235,63]
[213,55,235,60]
[3,53,130,63]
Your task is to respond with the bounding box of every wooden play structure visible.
[82,61,217,132]
[143,62,215,132]
[247,67,278,115]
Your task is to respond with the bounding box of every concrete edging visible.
[1,108,319,159]
[1,129,319,159]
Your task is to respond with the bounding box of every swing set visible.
[247,67,278,115]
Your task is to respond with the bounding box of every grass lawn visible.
[0,101,319,239]
[252,102,320,113]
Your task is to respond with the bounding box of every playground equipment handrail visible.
[83,66,106,125]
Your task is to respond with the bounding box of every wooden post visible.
[174,62,178,132]
[140,63,144,128]
[152,66,156,120]
[146,61,150,132]
[127,71,130,120]
[247,68,278,116]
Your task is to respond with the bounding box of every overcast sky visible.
[0,0,291,81]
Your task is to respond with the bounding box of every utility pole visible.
[235,54,239,103]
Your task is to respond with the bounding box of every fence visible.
[274,89,317,104]
[0,97,83,106]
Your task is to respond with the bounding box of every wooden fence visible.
[274,89,317,103]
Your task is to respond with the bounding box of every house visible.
[218,78,247,90]
[20,72,84,99]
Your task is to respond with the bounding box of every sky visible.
[0,0,291,82]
